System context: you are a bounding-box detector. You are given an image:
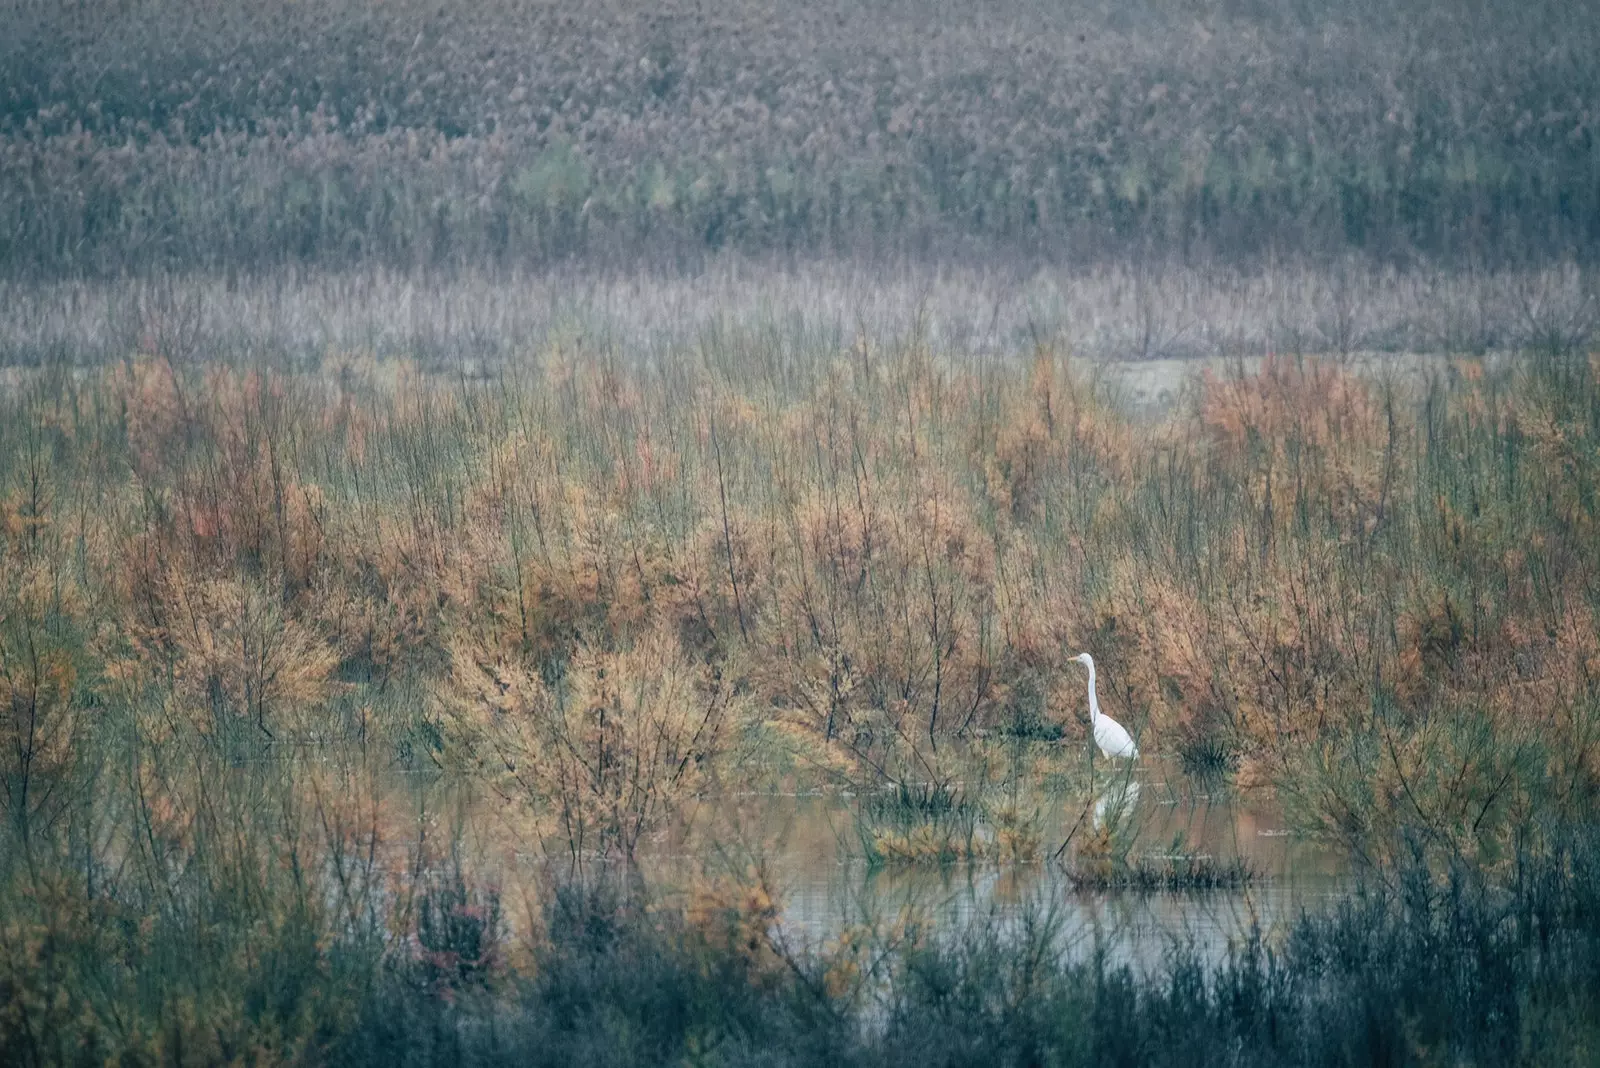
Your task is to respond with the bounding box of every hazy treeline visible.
[2,0,1597,275]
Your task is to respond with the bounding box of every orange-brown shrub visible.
[4,344,1599,846]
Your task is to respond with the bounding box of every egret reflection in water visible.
[1092,777,1142,830]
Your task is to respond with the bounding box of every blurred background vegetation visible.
[2,0,1596,275]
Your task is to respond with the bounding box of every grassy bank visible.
[2,0,1597,273]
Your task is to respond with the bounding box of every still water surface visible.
[539,759,1358,973]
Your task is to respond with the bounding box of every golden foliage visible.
[684,865,785,979]
[6,347,1600,853]
[440,618,742,859]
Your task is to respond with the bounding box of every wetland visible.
[5,0,1600,1061]
[6,323,1600,1064]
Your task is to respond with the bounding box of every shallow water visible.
[390,744,1355,973]
[607,760,1353,973]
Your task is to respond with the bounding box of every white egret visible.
[1072,652,1138,759]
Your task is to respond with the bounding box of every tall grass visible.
[2,0,1597,274]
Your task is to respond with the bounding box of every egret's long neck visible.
[1085,663,1101,723]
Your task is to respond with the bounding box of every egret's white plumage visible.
[1092,779,1141,829]
[1072,652,1138,759]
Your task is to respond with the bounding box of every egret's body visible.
[1073,653,1138,759]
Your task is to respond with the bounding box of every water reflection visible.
[451,757,1351,973]
[769,821,1338,972]
[1092,777,1141,830]
[624,766,1347,974]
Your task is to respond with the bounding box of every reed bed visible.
[1063,854,1256,892]
[2,0,1597,274]
[4,0,1600,1057]
[2,261,1595,370]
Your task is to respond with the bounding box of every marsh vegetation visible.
[5,323,1600,1062]
[5,0,1600,1063]
[3,0,1598,273]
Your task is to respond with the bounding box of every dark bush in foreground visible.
[4,829,1600,1065]
[346,835,1600,1067]
[331,837,1600,1067]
